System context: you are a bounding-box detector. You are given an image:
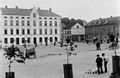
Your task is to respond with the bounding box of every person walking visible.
[96,41,101,51]
[102,53,109,73]
[95,54,103,74]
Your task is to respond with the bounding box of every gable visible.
[71,23,84,29]
[30,7,39,19]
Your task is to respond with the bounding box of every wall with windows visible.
[0,7,61,46]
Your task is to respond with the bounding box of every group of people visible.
[95,53,109,75]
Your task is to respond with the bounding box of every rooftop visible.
[0,6,60,17]
[86,16,120,27]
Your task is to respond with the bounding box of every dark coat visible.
[96,57,103,66]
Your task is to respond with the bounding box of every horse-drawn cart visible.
[25,47,36,59]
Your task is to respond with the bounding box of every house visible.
[0,6,61,46]
[62,23,85,42]
[71,23,85,42]
[85,16,120,42]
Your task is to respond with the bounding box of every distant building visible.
[85,16,120,42]
[62,28,71,41]
[71,23,85,41]
[0,6,61,46]
[62,23,85,42]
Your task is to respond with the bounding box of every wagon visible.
[25,47,36,59]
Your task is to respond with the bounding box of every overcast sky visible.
[0,0,120,21]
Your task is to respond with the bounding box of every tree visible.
[4,45,25,73]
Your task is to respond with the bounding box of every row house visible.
[0,6,61,46]
[85,16,120,42]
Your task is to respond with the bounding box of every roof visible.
[1,8,32,16]
[86,16,120,27]
[71,23,84,29]
[0,7,60,17]
[37,9,60,17]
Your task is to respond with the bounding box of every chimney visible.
[49,8,52,12]
[5,5,8,8]
[38,7,40,10]
[110,16,113,18]
[16,6,18,9]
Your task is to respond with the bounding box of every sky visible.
[0,0,120,21]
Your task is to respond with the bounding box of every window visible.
[50,21,52,26]
[10,16,13,19]
[10,38,14,43]
[33,13,36,18]
[22,29,25,35]
[21,17,25,19]
[4,16,7,18]
[50,29,52,34]
[33,20,36,26]
[45,29,47,34]
[27,21,30,26]
[22,20,25,26]
[22,38,25,43]
[16,20,19,26]
[16,29,19,34]
[27,38,30,43]
[16,17,19,19]
[39,21,42,26]
[55,21,57,26]
[4,29,7,35]
[33,29,36,34]
[10,20,13,26]
[44,17,47,19]
[50,37,53,42]
[10,29,13,35]
[27,17,30,19]
[49,18,52,20]
[39,29,42,34]
[39,37,42,42]
[54,18,57,20]
[54,37,58,41]
[4,20,7,26]
[55,29,57,34]
[4,38,8,44]
[39,17,42,19]
[45,21,47,26]
[27,29,30,34]
[77,25,79,28]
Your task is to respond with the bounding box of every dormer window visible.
[77,25,79,28]
[33,13,36,18]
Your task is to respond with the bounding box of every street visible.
[0,42,120,78]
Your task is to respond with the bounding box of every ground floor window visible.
[55,37,58,41]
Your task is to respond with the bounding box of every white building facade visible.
[0,6,61,46]
[71,23,85,41]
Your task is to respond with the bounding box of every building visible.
[85,16,120,42]
[62,27,71,41]
[62,23,85,42]
[71,23,85,42]
[0,6,61,46]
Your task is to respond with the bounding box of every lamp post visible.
[24,39,28,58]
[63,38,77,78]
[111,34,120,78]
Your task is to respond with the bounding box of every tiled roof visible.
[1,8,32,16]
[0,7,60,17]
[37,9,60,17]
[86,16,120,26]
